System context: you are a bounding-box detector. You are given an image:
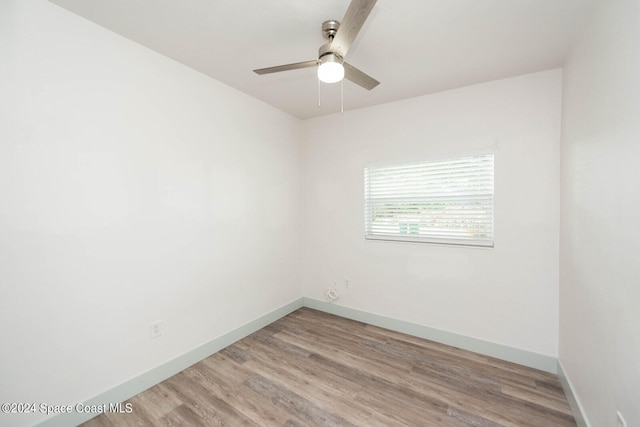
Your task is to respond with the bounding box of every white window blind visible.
[364,154,494,247]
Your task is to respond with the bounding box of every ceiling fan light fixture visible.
[317,53,344,83]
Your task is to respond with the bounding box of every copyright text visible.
[1,402,133,415]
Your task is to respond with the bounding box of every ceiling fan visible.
[253,0,380,91]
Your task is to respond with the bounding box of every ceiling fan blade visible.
[330,0,377,58]
[344,62,379,90]
[253,60,318,75]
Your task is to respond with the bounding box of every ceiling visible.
[48,0,596,120]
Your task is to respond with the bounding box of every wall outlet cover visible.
[150,321,162,339]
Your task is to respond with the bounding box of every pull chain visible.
[341,78,344,113]
[318,69,321,108]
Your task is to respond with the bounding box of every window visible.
[364,154,494,247]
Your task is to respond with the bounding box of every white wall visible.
[0,1,302,425]
[302,70,562,357]
[560,0,640,425]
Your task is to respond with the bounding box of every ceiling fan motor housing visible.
[318,44,343,63]
[319,20,343,63]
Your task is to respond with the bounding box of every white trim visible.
[557,360,591,427]
[365,234,494,248]
[36,298,304,427]
[303,297,557,373]
[364,236,495,250]
[363,147,496,170]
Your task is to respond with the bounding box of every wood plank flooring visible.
[82,308,576,426]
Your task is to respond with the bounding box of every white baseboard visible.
[557,360,590,427]
[303,297,558,374]
[36,297,305,427]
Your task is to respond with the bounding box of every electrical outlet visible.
[616,411,627,427]
[150,321,162,339]
[344,278,350,288]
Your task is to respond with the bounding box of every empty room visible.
[1,0,638,426]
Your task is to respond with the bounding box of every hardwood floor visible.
[82,308,576,426]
